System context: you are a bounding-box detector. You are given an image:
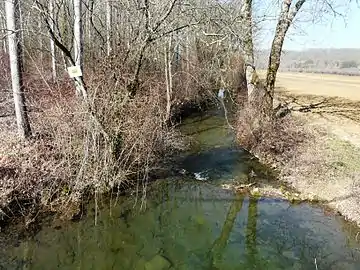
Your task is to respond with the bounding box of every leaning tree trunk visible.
[265,0,306,113]
[210,195,244,267]
[5,0,31,138]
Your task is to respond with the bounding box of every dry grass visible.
[236,105,311,166]
[236,71,360,224]
[280,113,360,225]
[272,73,360,224]
[1,44,240,223]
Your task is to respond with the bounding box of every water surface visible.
[1,111,360,270]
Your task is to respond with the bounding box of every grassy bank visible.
[236,88,360,225]
[280,111,360,225]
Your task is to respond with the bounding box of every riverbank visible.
[4,107,360,270]
[0,76,213,227]
[255,91,360,225]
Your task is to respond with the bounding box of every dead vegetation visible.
[280,114,360,225]
[1,70,182,220]
[235,101,311,167]
[0,38,246,223]
[235,83,360,225]
[237,81,360,224]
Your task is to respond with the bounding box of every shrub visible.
[236,104,311,166]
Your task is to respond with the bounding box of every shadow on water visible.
[1,110,360,269]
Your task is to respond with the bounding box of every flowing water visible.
[1,111,360,270]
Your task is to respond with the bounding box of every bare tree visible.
[242,0,256,103]
[106,0,112,56]
[73,0,87,99]
[251,0,346,115]
[5,0,31,138]
[165,36,173,122]
[264,0,306,112]
[1,8,8,53]
[49,0,56,80]
[73,0,83,69]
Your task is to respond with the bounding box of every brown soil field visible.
[275,72,360,102]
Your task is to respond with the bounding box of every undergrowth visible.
[236,104,312,167]
[0,46,245,222]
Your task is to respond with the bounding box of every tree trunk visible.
[165,36,173,123]
[5,0,31,138]
[74,0,83,69]
[106,0,112,56]
[38,15,43,69]
[18,1,24,71]
[265,0,306,112]
[73,0,85,98]
[49,0,56,80]
[1,10,6,53]
[86,0,93,60]
[242,0,256,104]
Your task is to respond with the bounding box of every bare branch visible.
[152,0,178,33]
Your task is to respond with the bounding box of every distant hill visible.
[255,48,360,75]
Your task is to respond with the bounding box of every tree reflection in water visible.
[210,195,245,267]
[246,196,259,267]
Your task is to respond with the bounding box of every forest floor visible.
[274,72,360,226]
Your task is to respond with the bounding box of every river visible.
[1,110,360,269]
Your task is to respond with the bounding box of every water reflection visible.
[1,180,360,270]
[246,197,258,268]
[210,195,244,267]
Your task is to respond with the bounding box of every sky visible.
[257,0,360,51]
